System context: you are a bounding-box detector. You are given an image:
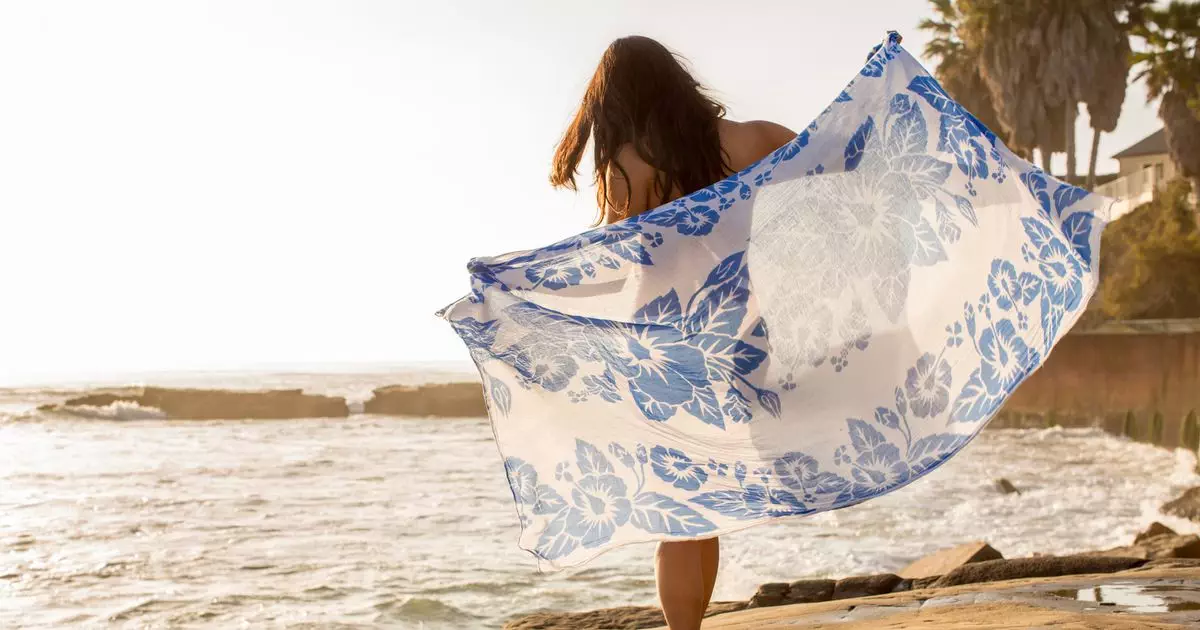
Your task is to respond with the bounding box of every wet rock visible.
[899,542,1004,579]
[503,601,745,629]
[55,387,349,420]
[785,579,835,604]
[1086,533,1200,560]
[832,573,903,600]
[1135,521,1177,544]
[994,478,1021,495]
[1135,534,1200,559]
[1137,557,1200,570]
[747,582,789,608]
[1163,487,1200,522]
[911,575,942,590]
[931,555,1145,588]
[364,382,486,417]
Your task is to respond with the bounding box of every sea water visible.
[2,371,1197,628]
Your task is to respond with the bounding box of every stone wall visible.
[993,319,1200,449]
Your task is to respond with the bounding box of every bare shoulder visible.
[717,119,799,171]
[743,120,799,150]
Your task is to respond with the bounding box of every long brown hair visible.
[550,36,729,221]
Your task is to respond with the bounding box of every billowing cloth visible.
[438,32,1111,569]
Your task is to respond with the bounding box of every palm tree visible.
[957,0,1141,186]
[1133,0,1200,204]
[1075,1,1146,190]
[958,0,1067,173]
[918,0,1020,155]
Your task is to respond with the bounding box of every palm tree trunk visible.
[1040,147,1052,173]
[1087,127,1101,191]
[1065,101,1077,184]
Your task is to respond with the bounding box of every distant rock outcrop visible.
[1163,487,1200,521]
[363,382,486,417]
[43,387,349,420]
[1084,522,1200,560]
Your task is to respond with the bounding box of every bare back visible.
[603,119,798,223]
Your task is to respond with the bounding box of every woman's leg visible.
[656,537,720,630]
[699,536,720,613]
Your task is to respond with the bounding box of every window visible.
[1156,162,1164,181]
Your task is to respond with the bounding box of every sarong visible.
[438,32,1112,569]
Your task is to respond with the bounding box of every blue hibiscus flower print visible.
[905,352,951,417]
[676,206,719,236]
[513,350,579,392]
[505,458,538,504]
[979,319,1038,395]
[987,259,1043,311]
[851,445,911,499]
[1036,238,1084,311]
[612,324,708,421]
[524,262,583,290]
[650,446,709,491]
[565,473,632,548]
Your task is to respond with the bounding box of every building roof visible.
[1112,128,1167,159]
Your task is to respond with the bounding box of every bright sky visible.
[0,1,1161,386]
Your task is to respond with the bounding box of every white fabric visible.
[439,33,1111,569]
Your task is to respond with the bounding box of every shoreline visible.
[506,523,1200,629]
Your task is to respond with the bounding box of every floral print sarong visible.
[438,32,1111,569]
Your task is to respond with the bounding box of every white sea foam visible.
[56,401,168,421]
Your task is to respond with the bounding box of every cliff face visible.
[363,382,486,417]
[53,387,349,420]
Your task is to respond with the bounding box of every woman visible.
[548,35,798,630]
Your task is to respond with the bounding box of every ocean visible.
[2,369,1197,628]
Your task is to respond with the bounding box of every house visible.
[1095,128,1183,218]
[1112,129,1179,182]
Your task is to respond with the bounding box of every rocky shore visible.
[504,519,1200,629]
[40,386,350,420]
[362,382,486,417]
[34,381,490,420]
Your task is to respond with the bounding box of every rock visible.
[994,478,1021,495]
[1135,521,1178,544]
[1163,487,1200,522]
[363,382,486,417]
[832,573,903,600]
[61,392,134,407]
[747,582,790,608]
[891,578,913,592]
[931,555,1146,588]
[899,542,1004,579]
[911,575,942,590]
[503,601,745,629]
[55,387,348,420]
[1137,557,1200,570]
[1085,533,1200,560]
[784,579,835,604]
[1134,533,1197,559]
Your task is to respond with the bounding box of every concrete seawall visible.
[994,319,1200,449]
